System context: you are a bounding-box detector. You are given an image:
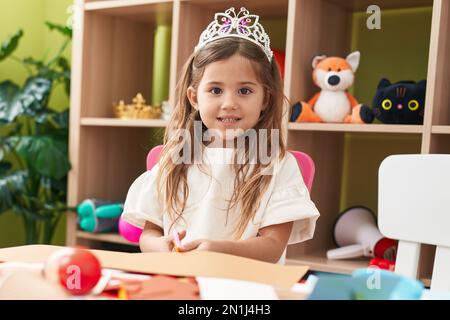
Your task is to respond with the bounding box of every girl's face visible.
[187,54,266,145]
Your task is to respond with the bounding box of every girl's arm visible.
[139,221,186,252]
[180,222,293,263]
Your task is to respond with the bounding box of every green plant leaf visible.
[45,22,72,39]
[0,161,12,175]
[35,109,69,135]
[0,80,20,122]
[0,77,51,122]
[11,136,70,180]
[57,57,71,95]
[23,56,47,76]
[0,170,28,214]
[0,30,23,62]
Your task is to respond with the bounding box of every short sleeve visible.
[121,164,163,229]
[260,153,320,244]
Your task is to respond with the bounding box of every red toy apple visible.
[44,248,102,295]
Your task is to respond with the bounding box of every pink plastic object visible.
[146,145,164,172]
[119,145,315,243]
[288,150,315,192]
[118,218,143,243]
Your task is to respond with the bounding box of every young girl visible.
[122,7,320,264]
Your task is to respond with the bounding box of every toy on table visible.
[326,206,397,263]
[351,268,424,300]
[368,257,395,271]
[290,50,374,124]
[77,199,123,233]
[371,78,426,124]
[308,268,424,300]
[44,248,102,296]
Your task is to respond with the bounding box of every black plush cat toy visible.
[372,78,426,124]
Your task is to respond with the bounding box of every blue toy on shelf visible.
[77,199,123,233]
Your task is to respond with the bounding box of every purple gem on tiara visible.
[238,26,250,35]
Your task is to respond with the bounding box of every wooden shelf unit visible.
[67,0,450,277]
[77,230,139,246]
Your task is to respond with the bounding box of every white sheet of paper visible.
[196,276,278,300]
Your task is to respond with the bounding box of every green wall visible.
[341,7,432,213]
[0,0,72,247]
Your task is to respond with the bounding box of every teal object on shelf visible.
[77,199,123,233]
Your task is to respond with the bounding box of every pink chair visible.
[289,150,315,193]
[146,146,314,192]
[119,145,315,242]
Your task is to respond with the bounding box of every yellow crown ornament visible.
[113,93,162,119]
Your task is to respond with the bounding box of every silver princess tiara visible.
[194,7,273,62]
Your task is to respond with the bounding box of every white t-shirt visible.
[122,147,320,264]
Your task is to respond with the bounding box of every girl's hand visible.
[141,229,186,252]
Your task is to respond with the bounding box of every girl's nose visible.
[221,93,238,110]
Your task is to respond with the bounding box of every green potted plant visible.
[0,22,73,244]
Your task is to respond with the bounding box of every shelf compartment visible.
[84,0,173,24]
[286,129,422,275]
[430,134,450,153]
[285,1,432,121]
[81,117,168,127]
[80,2,172,118]
[289,123,424,134]
[77,231,138,246]
[78,126,161,202]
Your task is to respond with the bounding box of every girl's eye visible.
[239,88,252,95]
[210,87,222,95]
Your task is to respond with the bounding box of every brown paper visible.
[0,245,308,289]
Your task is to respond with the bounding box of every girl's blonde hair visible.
[156,37,286,238]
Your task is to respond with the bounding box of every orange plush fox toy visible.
[291,51,373,124]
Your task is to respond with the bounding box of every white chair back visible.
[379,154,450,291]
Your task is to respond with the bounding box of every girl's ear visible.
[187,86,198,110]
